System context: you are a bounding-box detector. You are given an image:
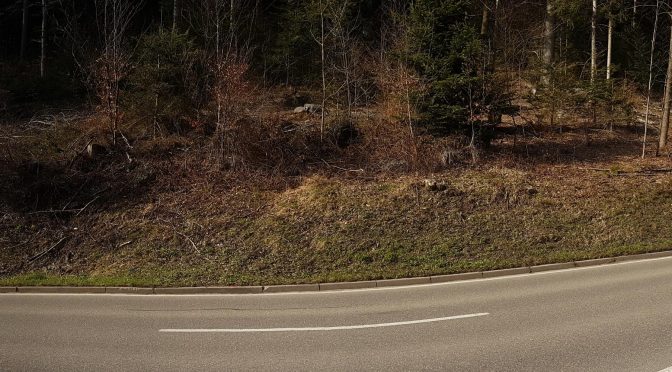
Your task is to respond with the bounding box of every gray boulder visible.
[294,104,323,114]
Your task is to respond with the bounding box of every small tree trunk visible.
[480,1,490,38]
[659,13,672,152]
[20,0,29,61]
[590,0,597,84]
[229,0,235,55]
[481,0,496,71]
[607,15,613,80]
[172,0,179,33]
[40,0,46,78]
[542,0,555,84]
[643,0,660,158]
[320,0,326,143]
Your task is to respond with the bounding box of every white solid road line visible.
[159,313,489,333]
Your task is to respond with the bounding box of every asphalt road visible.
[2,258,672,371]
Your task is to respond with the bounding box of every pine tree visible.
[407,0,482,132]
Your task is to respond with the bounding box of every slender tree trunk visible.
[542,0,555,84]
[172,0,179,32]
[607,15,613,80]
[590,0,597,84]
[320,0,326,143]
[20,0,29,61]
[40,0,46,78]
[643,0,660,158]
[215,0,221,129]
[481,0,495,70]
[607,14,614,131]
[229,0,235,55]
[480,1,490,38]
[659,12,672,151]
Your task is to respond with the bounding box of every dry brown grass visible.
[1,96,672,286]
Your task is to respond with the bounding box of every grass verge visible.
[2,167,671,287]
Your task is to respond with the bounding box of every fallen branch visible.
[75,196,100,216]
[28,237,69,263]
[319,159,365,173]
[117,240,133,249]
[30,196,100,216]
[177,232,212,262]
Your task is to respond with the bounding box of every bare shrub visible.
[91,0,141,148]
[211,55,255,169]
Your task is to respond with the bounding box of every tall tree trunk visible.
[215,0,221,129]
[590,0,597,84]
[40,0,46,78]
[229,0,235,54]
[481,0,495,70]
[20,0,29,61]
[480,1,490,38]
[607,15,613,80]
[320,0,326,143]
[659,12,672,151]
[542,0,555,84]
[172,0,179,32]
[643,0,660,158]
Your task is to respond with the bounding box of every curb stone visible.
[430,272,483,283]
[263,284,320,293]
[574,257,617,267]
[482,267,531,278]
[17,286,105,294]
[105,287,154,295]
[319,281,377,291]
[614,251,672,262]
[376,277,431,287]
[530,262,576,273]
[2,250,671,295]
[154,287,264,294]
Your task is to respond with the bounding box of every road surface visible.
[2,257,672,371]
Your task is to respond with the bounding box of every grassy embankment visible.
[2,157,671,287]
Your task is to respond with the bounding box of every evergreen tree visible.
[407,0,482,132]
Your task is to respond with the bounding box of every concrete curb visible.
[263,284,320,293]
[319,281,377,291]
[482,267,531,278]
[17,286,106,294]
[2,250,671,295]
[574,257,617,267]
[377,277,431,287]
[430,272,483,283]
[154,286,264,295]
[105,287,154,295]
[530,262,576,273]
